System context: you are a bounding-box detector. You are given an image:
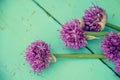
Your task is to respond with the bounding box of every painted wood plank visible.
[0,0,120,80]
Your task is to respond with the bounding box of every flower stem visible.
[106,23,120,31]
[85,32,120,37]
[85,32,108,36]
[54,54,105,58]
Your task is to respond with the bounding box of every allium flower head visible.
[115,59,120,72]
[83,4,107,32]
[101,32,120,61]
[26,40,55,72]
[60,19,87,50]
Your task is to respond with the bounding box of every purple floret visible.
[26,40,52,72]
[101,32,120,61]
[83,4,107,32]
[60,19,87,50]
[115,59,120,72]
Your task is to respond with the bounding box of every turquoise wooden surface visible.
[0,0,120,80]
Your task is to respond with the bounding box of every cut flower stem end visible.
[54,54,106,59]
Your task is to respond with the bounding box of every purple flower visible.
[26,40,54,72]
[83,4,107,32]
[60,19,87,50]
[115,59,120,72]
[101,32,120,61]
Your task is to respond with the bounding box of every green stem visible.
[85,32,120,37]
[85,32,108,37]
[54,54,105,58]
[106,23,120,31]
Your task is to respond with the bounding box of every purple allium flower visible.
[60,19,87,50]
[26,40,54,72]
[83,4,107,32]
[115,59,120,72]
[101,32,120,61]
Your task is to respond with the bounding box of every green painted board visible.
[0,0,120,80]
